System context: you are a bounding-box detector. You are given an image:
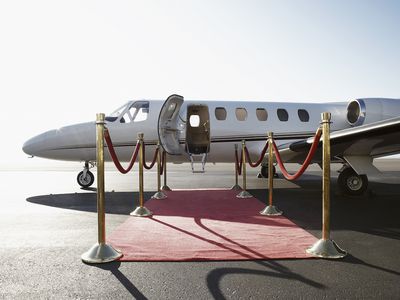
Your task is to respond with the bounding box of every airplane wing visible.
[275,116,400,166]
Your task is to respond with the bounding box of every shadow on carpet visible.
[108,190,318,261]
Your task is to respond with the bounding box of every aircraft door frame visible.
[158,94,185,155]
[185,104,211,155]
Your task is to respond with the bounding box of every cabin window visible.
[277,109,289,122]
[298,109,310,122]
[256,108,268,121]
[235,108,248,121]
[165,103,177,119]
[189,115,200,127]
[215,107,227,120]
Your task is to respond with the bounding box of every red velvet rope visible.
[272,128,322,181]
[245,142,269,168]
[104,129,140,174]
[142,143,159,170]
[234,146,243,175]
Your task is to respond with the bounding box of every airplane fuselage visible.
[23,99,352,163]
[22,96,400,193]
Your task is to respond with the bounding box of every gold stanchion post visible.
[152,142,167,199]
[161,151,171,191]
[130,133,153,217]
[81,113,122,264]
[260,132,283,216]
[306,112,347,258]
[237,140,252,198]
[231,144,242,190]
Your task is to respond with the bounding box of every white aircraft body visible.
[22,95,400,195]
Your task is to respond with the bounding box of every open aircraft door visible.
[158,94,185,155]
[186,104,211,173]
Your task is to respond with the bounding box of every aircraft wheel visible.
[77,170,95,188]
[261,165,276,178]
[338,167,368,196]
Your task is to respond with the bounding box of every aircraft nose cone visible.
[22,130,57,157]
[22,135,44,156]
[22,138,35,156]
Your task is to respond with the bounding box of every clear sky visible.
[0,0,399,166]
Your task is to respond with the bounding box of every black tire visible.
[77,170,95,188]
[261,165,276,178]
[337,167,368,196]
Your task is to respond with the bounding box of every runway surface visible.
[0,160,399,299]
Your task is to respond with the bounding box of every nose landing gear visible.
[77,162,95,188]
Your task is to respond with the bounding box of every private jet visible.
[22,94,400,196]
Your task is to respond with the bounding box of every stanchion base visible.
[130,206,153,217]
[306,239,347,259]
[259,205,283,216]
[152,191,167,200]
[230,184,242,191]
[236,190,253,198]
[81,242,122,264]
[161,185,172,191]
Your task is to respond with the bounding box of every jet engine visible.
[346,98,400,126]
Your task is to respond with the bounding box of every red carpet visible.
[108,190,317,261]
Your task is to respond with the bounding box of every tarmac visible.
[0,160,399,299]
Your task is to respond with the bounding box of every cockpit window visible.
[109,103,128,118]
[108,101,149,123]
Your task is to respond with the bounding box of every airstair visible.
[189,152,208,173]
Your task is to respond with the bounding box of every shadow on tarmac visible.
[84,258,326,300]
[90,256,400,299]
[252,179,400,237]
[87,261,149,300]
[344,255,400,277]
[206,260,326,300]
[27,191,147,215]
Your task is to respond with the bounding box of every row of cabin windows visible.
[215,107,310,122]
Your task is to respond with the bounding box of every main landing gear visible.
[337,166,368,196]
[260,164,277,178]
[77,162,95,188]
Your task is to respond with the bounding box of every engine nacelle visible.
[346,98,400,126]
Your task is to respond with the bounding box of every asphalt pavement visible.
[0,161,399,299]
